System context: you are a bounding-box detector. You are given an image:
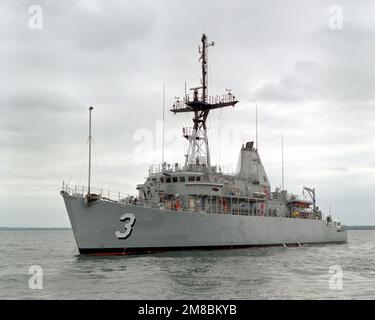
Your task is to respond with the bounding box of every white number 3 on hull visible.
[115,213,136,240]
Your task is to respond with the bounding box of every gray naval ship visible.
[61,34,347,255]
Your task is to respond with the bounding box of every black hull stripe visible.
[79,241,346,256]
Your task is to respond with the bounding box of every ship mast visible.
[162,84,165,165]
[281,134,284,190]
[88,106,93,196]
[171,34,238,171]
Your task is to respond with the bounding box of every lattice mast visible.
[171,34,238,171]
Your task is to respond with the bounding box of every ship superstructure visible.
[61,34,346,255]
[136,34,319,220]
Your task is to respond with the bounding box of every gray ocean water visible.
[0,230,374,300]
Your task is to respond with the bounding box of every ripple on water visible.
[1,230,375,299]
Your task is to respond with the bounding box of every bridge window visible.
[160,177,165,183]
[179,176,185,182]
[166,177,171,183]
[172,177,178,183]
[188,176,195,182]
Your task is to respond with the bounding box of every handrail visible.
[61,182,134,203]
[172,93,238,110]
[61,181,322,220]
[149,163,183,174]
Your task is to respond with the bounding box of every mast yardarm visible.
[170,34,238,171]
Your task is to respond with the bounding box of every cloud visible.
[2,88,79,113]
[1,0,157,49]
[332,166,349,172]
[251,21,375,102]
[1,0,374,226]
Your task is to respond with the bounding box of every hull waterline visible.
[62,193,347,255]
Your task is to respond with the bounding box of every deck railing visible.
[148,163,236,175]
[61,182,266,215]
[61,182,323,221]
[172,93,238,110]
[149,163,183,174]
[61,182,134,203]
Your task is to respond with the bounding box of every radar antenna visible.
[170,34,238,171]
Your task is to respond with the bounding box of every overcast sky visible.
[0,0,374,227]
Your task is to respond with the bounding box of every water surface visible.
[0,230,374,299]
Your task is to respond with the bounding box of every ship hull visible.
[62,194,347,255]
